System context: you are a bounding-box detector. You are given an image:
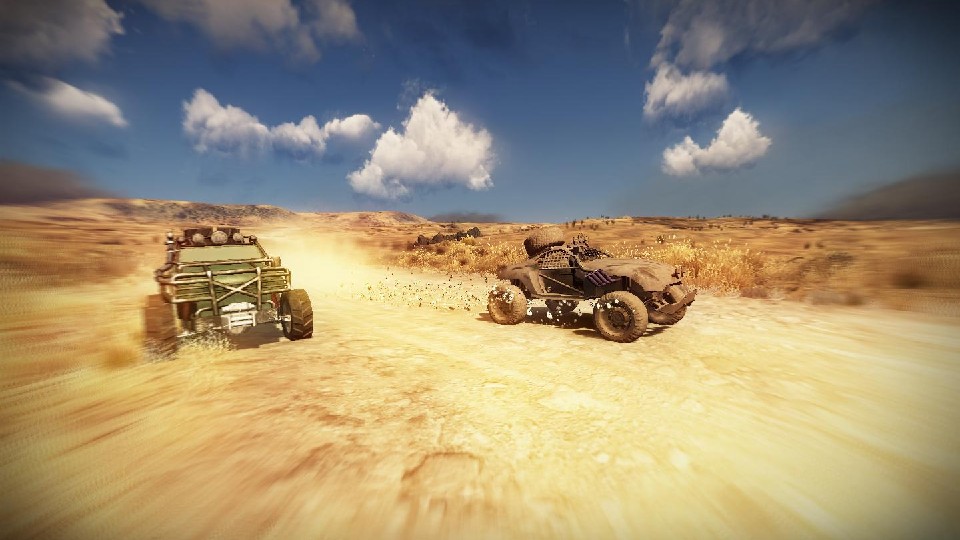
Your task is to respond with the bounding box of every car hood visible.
[580,258,679,288]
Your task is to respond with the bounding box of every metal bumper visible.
[660,289,697,314]
[218,307,278,330]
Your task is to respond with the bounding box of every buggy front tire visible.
[280,289,314,340]
[593,291,648,342]
[488,284,527,325]
[144,294,178,355]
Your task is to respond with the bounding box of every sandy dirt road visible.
[2,232,959,540]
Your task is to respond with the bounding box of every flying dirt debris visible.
[145,226,313,354]
[489,228,696,342]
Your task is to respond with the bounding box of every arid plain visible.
[1,199,959,539]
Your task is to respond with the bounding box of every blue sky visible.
[1,0,959,221]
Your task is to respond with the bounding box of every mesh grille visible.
[579,248,609,261]
[539,249,572,270]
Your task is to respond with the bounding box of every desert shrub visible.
[395,240,526,275]
[890,251,960,288]
[396,236,790,294]
[891,270,924,289]
[740,286,770,299]
[606,239,769,292]
[806,290,866,306]
[826,251,855,266]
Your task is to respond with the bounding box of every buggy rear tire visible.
[523,227,565,257]
[144,294,178,355]
[488,284,527,325]
[593,291,648,342]
[280,289,314,340]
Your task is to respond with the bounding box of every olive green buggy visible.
[144,226,312,354]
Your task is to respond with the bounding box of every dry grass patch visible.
[394,236,776,293]
[390,231,960,313]
[608,239,770,292]
[395,239,526,275]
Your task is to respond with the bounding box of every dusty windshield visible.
[178,245,265,263]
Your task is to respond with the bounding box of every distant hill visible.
[311,211,430,227]
[102,199,299,223]
[817,170,960,220]
[428,211,503,223]
[21,197,300,225]
[0,160,112,203]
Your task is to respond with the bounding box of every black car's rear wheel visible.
[144,294,178,355]
[488,284,527,325]
[593,291,648,342]
[280,289,314,340]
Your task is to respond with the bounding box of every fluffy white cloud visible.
[307,0,361,41]
[0,0,123,68]
[348,94,495,199]
[653,0,875,70]
[183,89,270,155]
[322,114,381,140]
[644,0,874,121]
[182,89,378,158]
[662,108,771,175]
[643,63,729,120]
[12,78,127,127]
[269,116,325,158]
[271,113,379,158]
[134,0,359,62]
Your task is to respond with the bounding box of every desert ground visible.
[1,199,959,539]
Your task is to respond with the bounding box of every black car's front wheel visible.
[593,291,648,342]
[279,289,314,340]
[488,284,527,325]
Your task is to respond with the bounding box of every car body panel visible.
[153,227,292,329]
[497,243,696,316]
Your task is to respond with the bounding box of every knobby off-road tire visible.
[488,284,527,325]
[280,289,314,340]
[593,291,648,342]
[144,294,178,355]
[523,227,565,257]
[648,306,686,325]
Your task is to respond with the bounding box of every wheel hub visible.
[606,306,631,329]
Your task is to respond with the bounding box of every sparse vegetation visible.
[606,239,769,292]
[396,240,526,274]
[391,226,960,309]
